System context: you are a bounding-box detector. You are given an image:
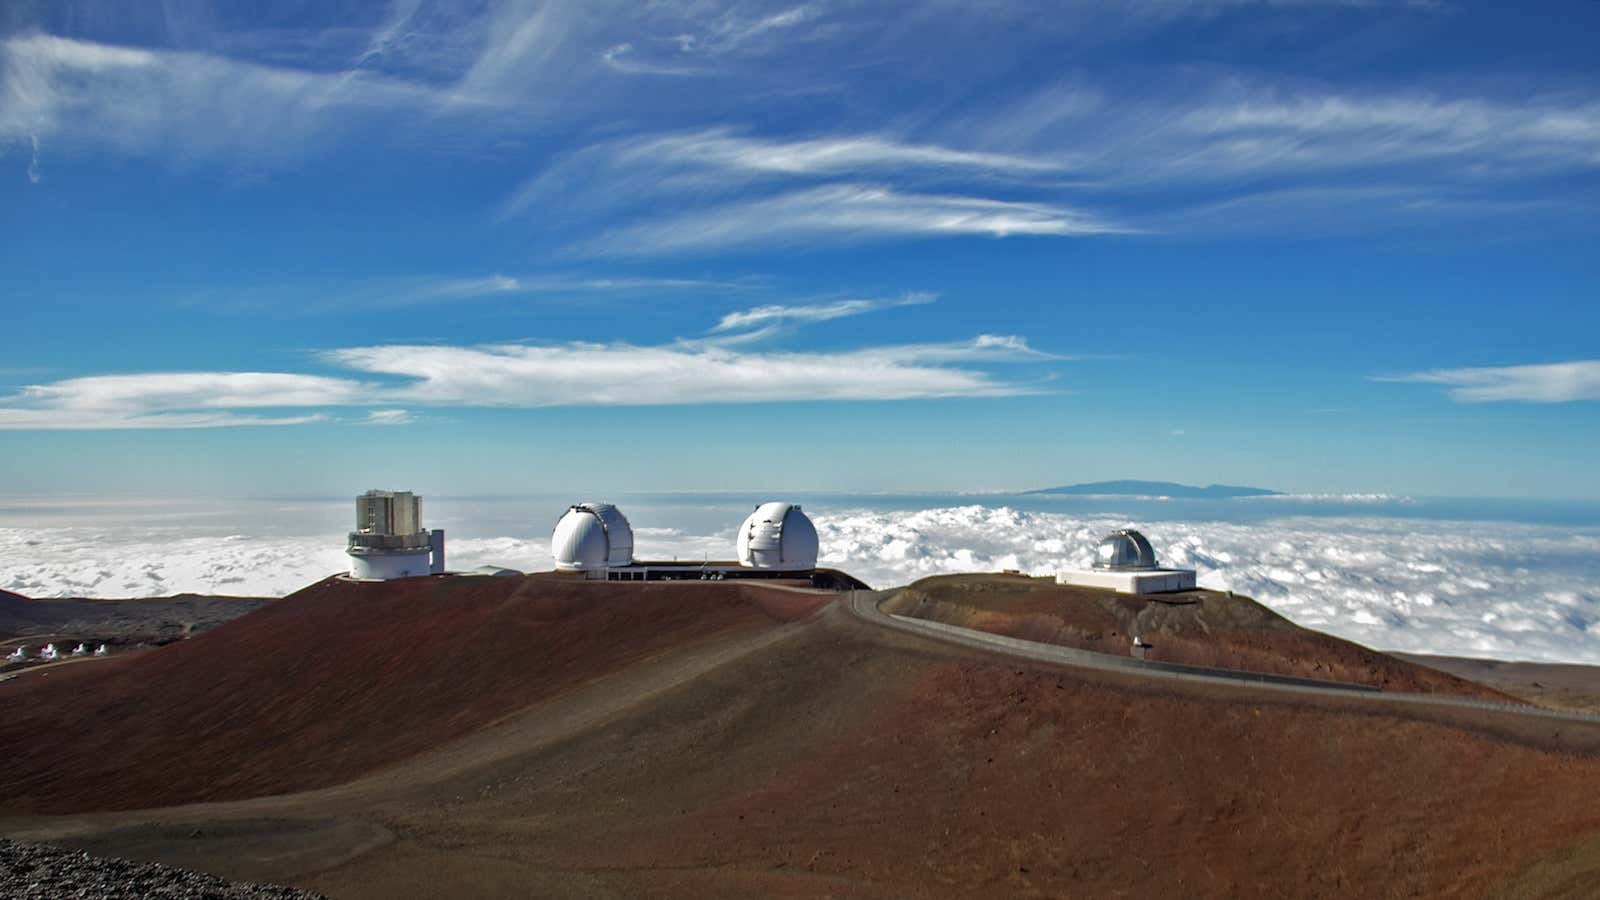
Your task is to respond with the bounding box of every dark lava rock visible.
[0,838,324,899]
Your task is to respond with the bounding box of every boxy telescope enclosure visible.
[347,490,445,580]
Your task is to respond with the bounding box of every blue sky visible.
[2,0,1598,499]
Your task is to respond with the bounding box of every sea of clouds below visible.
[3,505,1599,665]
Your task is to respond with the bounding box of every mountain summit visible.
[1028,480,1280,498]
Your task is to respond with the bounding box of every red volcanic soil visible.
[307,606,1600,900]
[883,574,1510,699]
[3,579,1600,897]
[0,574,830,814]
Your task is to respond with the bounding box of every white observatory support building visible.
[736,502,819,571]
[1056,529,1195,594]
[347,490,446,580]
[552,502,635,575]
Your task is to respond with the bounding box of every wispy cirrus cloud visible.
[598,42,701,76]
[579,184,1127,255]
[360,409,416,425]
[173,271,760,315]
[11,2,1592,242]
[499,125,1091,255]
[711,292,934,332]
[389,272,756,304]
[631,128,1060,177]
[1377,361,1600,403]
[0,32,465,164]
[510,69,1600,254]
[949,77,1600,225]
[1156,91,1600,184]
[860,334,1066,364]
[669,3,821,56]
[504,127,1064,220]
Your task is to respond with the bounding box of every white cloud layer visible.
[1379,360,1600,403]
[5,503,1597,665]
[19,372,366,410]
[801,506,1600,664]
[0,528,559,599]
[0,373,364,429]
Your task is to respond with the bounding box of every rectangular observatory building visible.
[348,489,445,580]
[357,490,421,536]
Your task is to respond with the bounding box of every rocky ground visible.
[0,839,323,899]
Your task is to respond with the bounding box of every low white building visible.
[1057,529,1196,594]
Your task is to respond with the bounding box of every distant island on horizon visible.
[1028,480,1282,498]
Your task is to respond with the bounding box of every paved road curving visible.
[844,589,1600,725]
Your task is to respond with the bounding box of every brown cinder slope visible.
[0,589,41,637]
[0,574,829,813]
[1395,652,1600,714]
[304,602,1600,899]
[2,582,1599,897]
[883,573,1510,698]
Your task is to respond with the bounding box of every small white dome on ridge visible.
[1093,529,1158,571]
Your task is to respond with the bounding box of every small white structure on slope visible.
[1056,529,1196,595]
[736,502,819,571]
[552,502,635,574]
[347,489,446,580]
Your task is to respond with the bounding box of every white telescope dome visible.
[552,502,634,570]
[736,502,819,570]
[1093,529,1158,571]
